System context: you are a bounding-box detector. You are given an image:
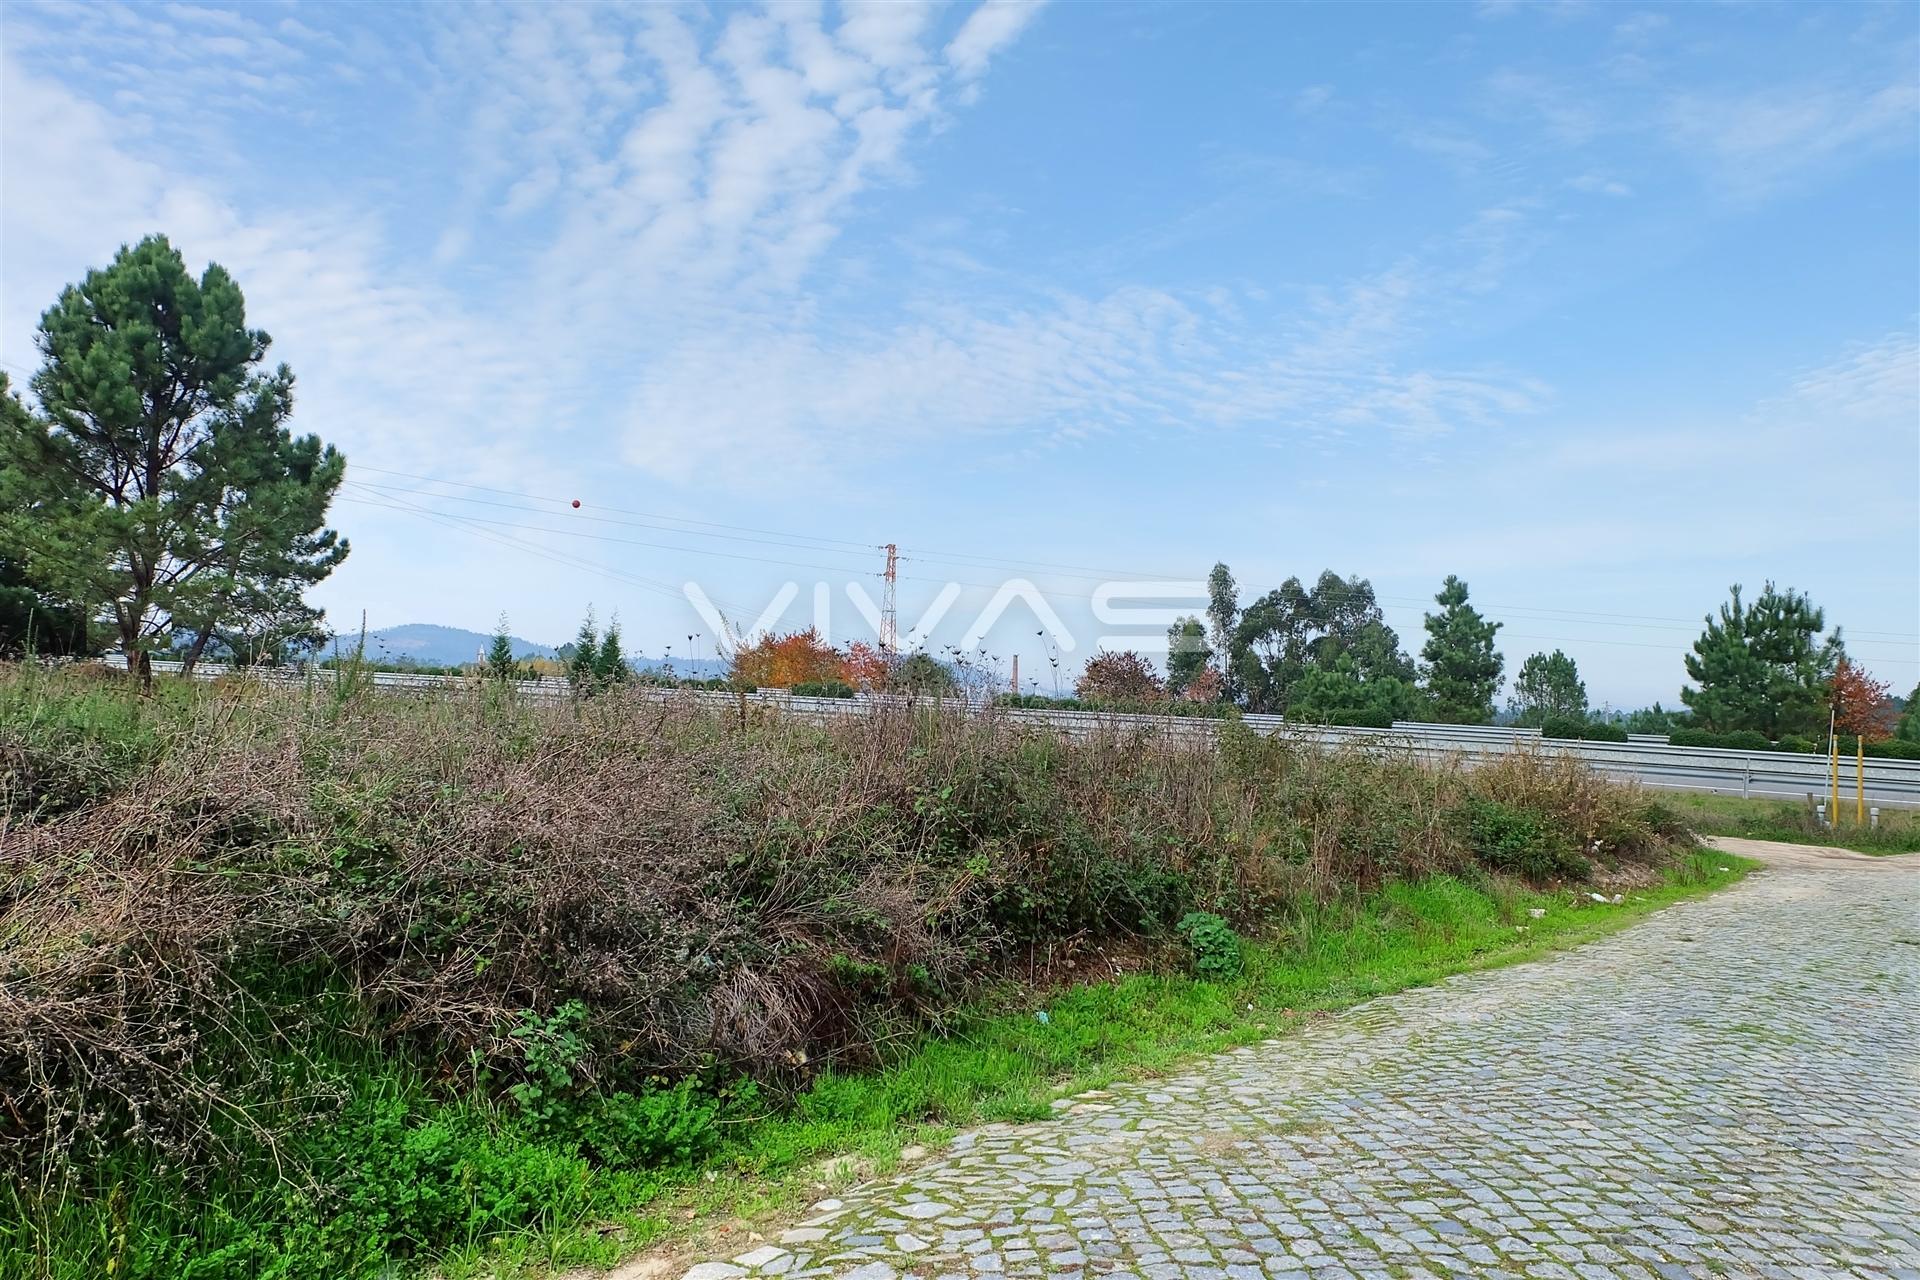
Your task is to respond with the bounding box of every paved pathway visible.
[673,846,1920,1280]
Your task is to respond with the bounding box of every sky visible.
[2,0,1916,707]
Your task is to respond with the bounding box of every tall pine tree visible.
[1508,650,1587,727]
[487,612,517,681]
[0,237,346,685]
[595,614,629,685]
[1681,582,1840,738]
[567,608,599,689]
[1419,575,1503,724]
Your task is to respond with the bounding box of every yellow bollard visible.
[1857,736,1866,826]
[1829,732,1840,826]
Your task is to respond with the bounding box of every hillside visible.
[330,623,556,667]
[331,623,728,678]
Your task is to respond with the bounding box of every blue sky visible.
[2,0,1916,705]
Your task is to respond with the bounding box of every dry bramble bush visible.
[0,665,1693,1179]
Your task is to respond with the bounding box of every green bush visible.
[1669,727,1771,751]
[579,1078,727,1168]
[1326,708,1394,729]
[1582,722,1628,742]
[1539,714,1586,740]
[1175,911,1242,979]
[1456,797,1587,880]
[992,693,1238,719]
[0,665,1694,1279]
[790,680,855,698]
[1775,734,1818,754]
[1851,736,1920,761]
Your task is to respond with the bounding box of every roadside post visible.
[1828,722,1840,826]
[1856,737,1865,826]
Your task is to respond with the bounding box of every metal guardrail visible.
[98,656,1920,807]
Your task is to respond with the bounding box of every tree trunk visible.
[178,622,217,677]
[115,607,151,694]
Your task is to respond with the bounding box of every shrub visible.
[0,665,1694,1276]
[578,1077,727,1169]
[1175,911,1242,979]
[1074,650,1165,702]
[1456,796,1587,880]
[1540,714,1587,740]
[1581,722,1628,742]
[790,679,855,698]
[1853,736,1920,761]
[1669,727,1771,751]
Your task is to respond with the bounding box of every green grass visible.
[1664,791,1920,855]
[6,852,1753,1280]
[452,849,1754,1278]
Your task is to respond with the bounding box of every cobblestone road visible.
[674,850,1920,1280]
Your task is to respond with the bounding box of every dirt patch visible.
[1705,836,1919,873]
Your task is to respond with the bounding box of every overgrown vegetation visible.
[1,664,1713,1279]
[1663,791,1920,855]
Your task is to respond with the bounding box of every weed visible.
[1176,911,1243,979]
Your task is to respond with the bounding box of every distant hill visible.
[327,623,556,668]
[326,623,729,678]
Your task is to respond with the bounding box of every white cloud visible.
[6,2,1545,502]
[0,52,562,485]
[1567,172,1632,197]
[619,210,1551,482]
[1293,84,1333,115]
[1666,77,1919,193]
[946,0,1046,81]
[1786,330,1920,424]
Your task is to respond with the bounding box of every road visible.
[657,842,1920,1280]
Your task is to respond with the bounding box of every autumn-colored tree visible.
[1075,649,1166,703]
[1830,658,1896,740]
[729,628,846,689]
[1180,665,1225,704]
[842,640,889,690]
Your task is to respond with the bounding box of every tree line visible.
[1073,563,1916,747]
[3,238,1911,748]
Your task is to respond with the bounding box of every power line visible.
[347,478,877,559]
[340,481,891,578]
[349,464,878,553]
[338,488,1920,666]
[340,464,1918,642]
[337,492,756,620]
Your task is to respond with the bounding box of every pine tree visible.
[487,612,517,681]
[1420,575,1503,724]
[0,237,347,685]
[595,614,629,685]
[1681,583,1839,737]
[567,607,599,690]
[1508,650,1587,727]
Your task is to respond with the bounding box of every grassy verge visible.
[0,667,1755,1280]
[437,848,1755,1278]
[1664,791,1919,855]
[10,855,1751,1280]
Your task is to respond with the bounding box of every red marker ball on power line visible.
[571,499,581,508]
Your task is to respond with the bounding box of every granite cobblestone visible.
[676,863,1919,1280]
